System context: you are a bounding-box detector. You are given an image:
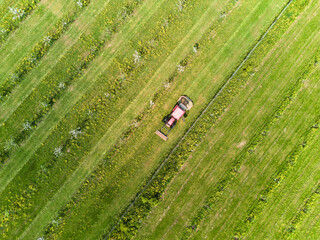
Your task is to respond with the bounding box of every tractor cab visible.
[155,96,193,141]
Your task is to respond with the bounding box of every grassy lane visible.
[18,0,232,239]
[245,137,320,239]
[293,196,320,240]
[0,0,43,45]
[0,0,166,191]
[129,1,318,236]
[26,0,296,238]
[0,0,114,123]
[0,0,73,83]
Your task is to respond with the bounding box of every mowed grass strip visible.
[20,1,237,238]
[244,136,320,239]
[125,1,320,239]
[0,0,73,83]
[1,0,219,238]
[0,0,115,124]
[0,0,145,165]
[29,0,298,238]
[292,196,320,240]
[104,0,314,238]
[0,0,162,189]
[16,0,232,239]
[135,12,320,240]
[190,44,320,240]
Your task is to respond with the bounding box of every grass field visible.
[0,0,319,239]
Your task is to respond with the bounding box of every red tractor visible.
[155,95,193,141]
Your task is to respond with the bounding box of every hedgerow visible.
[0,0,91,101]
[0,0,41,45]
[0,0,210,238]
[102,0,312,239]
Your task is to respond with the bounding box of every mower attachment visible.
[155,130,168,141]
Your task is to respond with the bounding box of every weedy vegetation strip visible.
[36,1,242,238]
[0,0,215,238]
[102,0,312,239]
[0,0,91,101]
[0,34,101,164]
[0,0,149,237]
[0,0,145,165]
[0,0,42,46]
[282,183,320,239]
[182,19,319,240]
[233,116,320,239]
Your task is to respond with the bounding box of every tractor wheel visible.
[162,115,169,123]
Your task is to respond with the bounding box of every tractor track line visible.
[104,0,295,238]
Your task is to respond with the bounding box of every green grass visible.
[0,0,319,239]
[1,0,228,238]
[0,0,72,82]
